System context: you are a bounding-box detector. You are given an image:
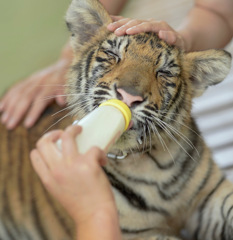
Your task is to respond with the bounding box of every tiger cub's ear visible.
[185,49,232,97]
[66,0,112,51]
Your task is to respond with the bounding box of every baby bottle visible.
[56,99,131,154]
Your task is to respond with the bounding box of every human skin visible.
[0,0,128,130]
[107,0,233,52]
[1,0,232,128]
[30,125,122,240]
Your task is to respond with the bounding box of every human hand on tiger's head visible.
[107,17,187,50]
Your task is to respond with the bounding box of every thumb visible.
[110,15,124,22]
[159,30,184,49]
[55,89,66,106]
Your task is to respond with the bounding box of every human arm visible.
[178,0,233,51]
[0,42,72,129]
[30,125,122,240]
[0,0,128,130]
[107,0,233,52]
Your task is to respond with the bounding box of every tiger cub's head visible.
[65,0,231,153]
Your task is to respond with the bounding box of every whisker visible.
[153,117,197,163]
[43,111,73,134]
[51,102,79,117]
[148,121,175,164]
[159,114,200,138]
[154,117,200,157]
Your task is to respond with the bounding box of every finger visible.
[158,30,177,45]
[24,96,53,128]
[114,19,145,36]
[4,97,34,130]
[1,81,38,128]
[86,146,107,167]
[107,18,132,32]
[61,125,82,159]
[0,86,19,113]
[30,149,57,190]
[110,15,124,22]
[55,96,66,107]
[30,149,50,177]
[126,21,159,35]
[1,92,33,128]
[55,88,66,107]
[0,80,29,112]
[39,129,63,142]
[36,130,63,168]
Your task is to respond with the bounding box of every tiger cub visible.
[0,0,232,239]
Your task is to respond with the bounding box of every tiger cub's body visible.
[0,0,233,239]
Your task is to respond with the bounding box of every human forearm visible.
[75,208,122,240]
[178,3,233,52]
[100,0,128,15]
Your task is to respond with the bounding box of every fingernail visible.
[1,112,8,123]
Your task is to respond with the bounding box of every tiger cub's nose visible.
[116,88,143,107]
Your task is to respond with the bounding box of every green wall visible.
[0,0,70,95]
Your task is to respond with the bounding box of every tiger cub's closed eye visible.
[156,70,173,78]
[104,50,120,62]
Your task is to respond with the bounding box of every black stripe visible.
[107,39,113,47]
[2,135,22,239]
[41,186,73,237]
[117,38,123,50]
[96,83,110,90]
[188,157,213,205]
[141,110,153,118]
[95,56,109,63]
[221,205,233,240]
[149,39,155,49]
[124,38,130,53]
[155,52,162,66]
[170,80,182,105]
[145,105,157,112]
[202,216,212,239]
[1,221,16,240]
[147,152,174,170]
[165,82,176,88]
[109,162,157,185]
[105,170,169,215]
[194,176,225,240]
[221,191,233,219]
[212,222,219,240]
[73,62,84,93]
[85,50,95,92]
[94,89,110,96]
[121,227,153,234]
[160,80,184,121]
[156,133,201,200]
[30,189,49,240]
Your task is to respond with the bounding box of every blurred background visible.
[0,0,233,172]
[0,0,70,95]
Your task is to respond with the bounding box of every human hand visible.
[108,16,186,50]
[0,59,68,130]
[0,43,72,130]
[30,125,116,225]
